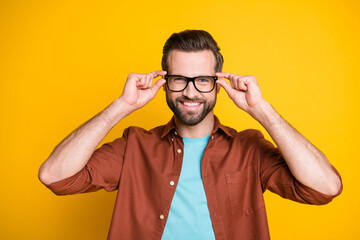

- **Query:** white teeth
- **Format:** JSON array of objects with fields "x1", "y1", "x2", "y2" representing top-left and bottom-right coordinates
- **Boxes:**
[{"x1": 183, "y1": 102, "x2": 201, "y2": 107}]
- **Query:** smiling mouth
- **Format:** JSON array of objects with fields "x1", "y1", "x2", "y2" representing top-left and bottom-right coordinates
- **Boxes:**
[
  {"x1": 178, "y1": 100, "x2": 204, "y2": 110},
  {"x1": 181, "y1": 101, "x2": 202, "y2": 107}
]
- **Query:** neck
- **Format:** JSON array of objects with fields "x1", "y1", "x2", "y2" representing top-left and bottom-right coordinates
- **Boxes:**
[{"x1": 174, "y1": 112, "x2": 215, "y2": 138}]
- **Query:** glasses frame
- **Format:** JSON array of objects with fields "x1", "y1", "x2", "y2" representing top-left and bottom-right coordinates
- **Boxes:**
[{"x1": 164, "y1": 75, "x2": 218, "y2": 93}]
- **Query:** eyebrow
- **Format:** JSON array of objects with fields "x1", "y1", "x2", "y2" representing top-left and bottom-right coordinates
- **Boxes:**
[{"x1": 167, "y1": 74, "x2": 216, "y2": 77}]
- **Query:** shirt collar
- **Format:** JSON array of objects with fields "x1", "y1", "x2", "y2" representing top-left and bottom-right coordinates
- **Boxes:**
[{"x1": 161, "y1": 115, "x2": 234, "y2": 138}]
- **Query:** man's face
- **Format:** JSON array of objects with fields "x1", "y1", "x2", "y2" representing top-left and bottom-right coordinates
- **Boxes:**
[{"x1": 165, "y1": 50, "x2": 218, "y2": 126}]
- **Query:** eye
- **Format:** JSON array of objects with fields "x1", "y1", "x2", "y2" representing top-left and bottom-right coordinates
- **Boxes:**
[
  {"x1": 169, "y1": 76, "x2": 186, "y2": 82},
  {"x1": 196, "y1": 77, "x2": 212, "y2": 83}
]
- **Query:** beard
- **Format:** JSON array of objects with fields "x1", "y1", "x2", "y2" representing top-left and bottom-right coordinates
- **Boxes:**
[{"x1": 166, "y1": 93, "x2": 216, "y2": 126}]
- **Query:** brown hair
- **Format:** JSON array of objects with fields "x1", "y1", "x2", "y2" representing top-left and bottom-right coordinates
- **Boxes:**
[{"x1": 161, "y1": 30, "x2": 224, "y2": 73}]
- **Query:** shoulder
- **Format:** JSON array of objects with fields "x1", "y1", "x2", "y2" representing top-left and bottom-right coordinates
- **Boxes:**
[
  {"x1": 219, "y1": 122, "x2": 264, "y2": 140},
  {"x1": 214, "y1": 123, "x2": 265, "y2": 152},
  {"x1": 237, "y1": 129, "x2": 264, "y2": 138},
  {"x1": 231, "y1": 129, "x2": 265, "y2": 149},
  {"x1": 122, "y1": 124, "x2": 167, "y2": 139},
  {"x1": 215, "y1": 117, "x2": 263, "y2": 140}
]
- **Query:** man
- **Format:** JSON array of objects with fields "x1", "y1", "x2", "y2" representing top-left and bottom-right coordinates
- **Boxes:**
[{"x1": 39, "y1": 30, "x2": 342, "y2": 240}]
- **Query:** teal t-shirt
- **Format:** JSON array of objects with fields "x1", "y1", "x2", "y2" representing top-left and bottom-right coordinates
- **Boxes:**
[{"x1": 161, "y1": 135, "x2": 216, "y2": 240}]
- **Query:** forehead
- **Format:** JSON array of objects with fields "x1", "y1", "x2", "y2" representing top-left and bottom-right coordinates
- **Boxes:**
[{"x1": 167, "y1": 50, "x2": 216, "y2": 76}]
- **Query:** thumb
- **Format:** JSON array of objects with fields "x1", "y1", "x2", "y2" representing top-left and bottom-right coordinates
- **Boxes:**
[
  {"x1": 217, "y1": 79, "x2": 234, "y2": 97},
  {"x1": 150, "y1": 78, "x2": 166, "y2": 97}
]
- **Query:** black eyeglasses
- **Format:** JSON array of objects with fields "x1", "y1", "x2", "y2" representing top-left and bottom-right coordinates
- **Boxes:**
[{"x1": 164, "y1": 75, "x2": 218, "y2": 93}]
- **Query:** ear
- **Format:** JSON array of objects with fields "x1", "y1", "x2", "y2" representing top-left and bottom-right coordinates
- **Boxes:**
[{"x1": 216, "y1": 83, "x2": 221, "y2": 94}]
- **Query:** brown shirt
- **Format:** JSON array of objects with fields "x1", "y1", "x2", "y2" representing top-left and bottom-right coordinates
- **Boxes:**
[{"x1": 45, "y1": 116, "x2": 342, "y2": 240}]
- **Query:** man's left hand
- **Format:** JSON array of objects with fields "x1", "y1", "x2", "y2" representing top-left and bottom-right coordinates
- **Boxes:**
[{"x1": 216, "y1": 72, "x2": 267, "y2": 116}]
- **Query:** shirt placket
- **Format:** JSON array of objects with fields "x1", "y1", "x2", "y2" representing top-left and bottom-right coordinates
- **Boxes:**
[
  {"x1": 153, "y1": 130, "x2": 184, "y2": 240},
  {"x1": 201, "y1": 133, "x2": 227, "y2": 240}
]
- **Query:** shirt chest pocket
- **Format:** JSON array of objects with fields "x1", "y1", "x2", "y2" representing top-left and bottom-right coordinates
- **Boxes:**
[{"x1": 225, "y1": 167, "x2": 265, "y2": 216}]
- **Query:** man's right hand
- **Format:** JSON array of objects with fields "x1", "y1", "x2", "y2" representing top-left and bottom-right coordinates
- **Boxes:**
[
  {"x1": 38, "y1": 70, "x2": 167, "y2": 185},
  {"x1": 118, "y1": 70, "x2": 167, "y2": 112}
]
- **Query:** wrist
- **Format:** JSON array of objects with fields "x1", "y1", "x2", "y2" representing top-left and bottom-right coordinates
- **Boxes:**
[
  {"x1": 102, "y1": 98, "x2": 136, "y2": 127},
  {"x1": 249, "y1": 101, "x2": 280, "y2": 127}
]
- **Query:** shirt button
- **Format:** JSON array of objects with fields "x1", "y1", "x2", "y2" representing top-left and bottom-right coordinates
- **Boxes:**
[
  {"x1": 159, "y1": 214, "x2": 165, "y2": 220},
  {"x1": 177, "y1": 149, "x2": 182, "y2": 154},
  {"x1": 171, "y1": 138, "x2": 174, "y2": 142},
  {"x1": 174, "y1": 131, "x2": 178, "y2": 135},
  {"x1": 211, "y1": 136, "x2": 214, "y2": 140},
  {"x1": 170, "y1": 181, "x2": 175, "y2": 186}
]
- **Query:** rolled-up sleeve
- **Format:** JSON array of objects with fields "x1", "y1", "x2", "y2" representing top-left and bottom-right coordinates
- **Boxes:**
[
  {"x1": 45, "y1": 129, "x2": 128, "y2": 196},
  {"x1": 257, "y1": 131, "x2": 343, "y2": 205}
]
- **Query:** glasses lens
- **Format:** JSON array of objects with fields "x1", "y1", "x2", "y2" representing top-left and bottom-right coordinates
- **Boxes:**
[
  {"x1": 167, "y1": 76, "x2": 188, "y2": 91},
  {"x1": 195, "y1": 77, "x2": 215, "y2": 92}
]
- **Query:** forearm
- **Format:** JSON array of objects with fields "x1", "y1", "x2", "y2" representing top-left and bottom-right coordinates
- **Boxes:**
[
  {"x1": 251, "y1": 101, "x2": 341, "y2": 196},
  {"x1": 38, "y1": 98, "x2": 132, "y2": 185},
  {"x1": 216, "y1": 73, "x2": 341, "y2": 195}
]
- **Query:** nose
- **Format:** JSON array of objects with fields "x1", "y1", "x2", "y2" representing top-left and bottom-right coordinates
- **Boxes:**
[{"x1": 182, "y1": 81, "x2": 198, "y2": 99}]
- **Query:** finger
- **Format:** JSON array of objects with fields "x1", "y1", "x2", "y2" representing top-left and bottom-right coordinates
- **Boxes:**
[
  {"x1": 240, "y1": 75, "x2": 258, "y2": 91},
  {"x1": 240, "y1": 79, "x2": 248, "y2": 91},
  {"x1": 137, "y1": 74, "x2": 154, "y2": 89},
  {"x1": 216, "y1": 72, "x2": 244, "y2": 80},
  {"x1": 150, "y1": 78, "x2": 166, "y2": 97},
  {"x1": 236, "y1": 76, "x2": 248, "y2": 91},
  {"x1": 135, "y1": 74, "x2": 146, "y2": 87},
  {"x1": 244, "y1": 75, "x2": 258, "y2": 86},
  {"x1": 230, "y1": 76, "x2": 239, "y2": 90},
  {"x1": 150, "y1": 70, "x2": 167, "y2": 78},
  {"x1": 216, "y1": 79, "x2": 234, "y2": 97},
  {"x1": 135, "y1": 70, "x2": 167, "y2": 89},
  {"x1": 145, "y1": 74, "x2": 154, "y2": 89},
  {"x1": 216, "y1": 72, "x2": 231, "y2": 79}
]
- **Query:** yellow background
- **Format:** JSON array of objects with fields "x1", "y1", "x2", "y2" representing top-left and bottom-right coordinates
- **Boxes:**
[{"x1": 1, "y1": 0, "x2": 359, "y2": 239}]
